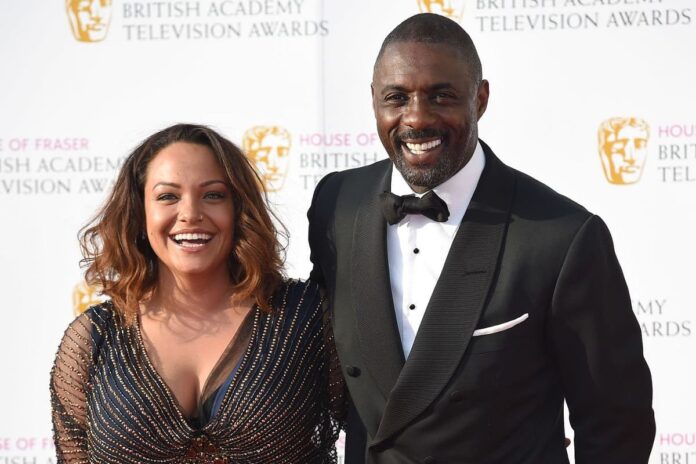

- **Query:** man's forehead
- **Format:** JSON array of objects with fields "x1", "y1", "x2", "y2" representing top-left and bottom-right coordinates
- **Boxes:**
[
  {"x1": 373, "y1": 42, "x2": 472, "y2": 86},
  {"x1": 379, "y1": 41, "x2": 462, "y2": 64}
]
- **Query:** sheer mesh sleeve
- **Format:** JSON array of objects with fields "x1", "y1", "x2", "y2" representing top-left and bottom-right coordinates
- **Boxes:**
[
  {"x1": 323, "y1": 297, "x2": 347, "y2": 425},
  {"x1": 50, "y1": 311, "x2": 96, "y2": 463},
  {"x1": 317, "y1": 291, "x2": 347, "y2": 463}
]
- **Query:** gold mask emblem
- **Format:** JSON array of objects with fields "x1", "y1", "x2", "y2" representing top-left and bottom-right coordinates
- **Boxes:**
[
  {"x1": 243, "y1": 126, "x2": 292, "y2": 192},
  {"x1": 417, "y1": 0, "x2": 466, "y2": 21},
  {"x1": 66, "y1": 0, "x2": 113, "y2": 43},
  {"x1": 598, "y1": 117, "x2": 650, "y2": 185},
  {"x1": 72, "y1": 281, "x2": 103, "y2": 315}
]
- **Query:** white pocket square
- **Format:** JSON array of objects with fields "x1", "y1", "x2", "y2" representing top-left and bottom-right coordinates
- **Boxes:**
[{"x1": 472, "y1": 313, "x2": 529, "y2": 337}]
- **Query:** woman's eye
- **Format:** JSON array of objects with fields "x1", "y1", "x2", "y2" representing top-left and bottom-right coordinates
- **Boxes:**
[
  {"x1": 204, "y1": 191, "x2": 225, "y2": 200},
  {"x1": 156, "y1": 193, "x2": 177, "y2": 201}
]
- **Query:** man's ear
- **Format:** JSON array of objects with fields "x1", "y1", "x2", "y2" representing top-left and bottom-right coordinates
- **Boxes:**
[
  {"x1": 476, "y1": 79, "x2": 490, "y2": 120},
  {"x1": 371, "y1": 83, "x2": 377, "y2": 112}
]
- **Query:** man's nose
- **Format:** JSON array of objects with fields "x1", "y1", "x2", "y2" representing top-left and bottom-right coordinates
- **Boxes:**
[{"x1": 401, "y1": 97, "x2": 437, "y2": 129}]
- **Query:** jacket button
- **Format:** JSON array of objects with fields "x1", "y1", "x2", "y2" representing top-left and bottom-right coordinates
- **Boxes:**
[
  {"x1": 423, "y1": 457, "x2": 436, "y2": 464},
  {"x1": 449, "y1": 390, "x2": 463, "y2": 402},
  {"x1": 346, "y1": 365, "x2": 361, "y2": 377}
]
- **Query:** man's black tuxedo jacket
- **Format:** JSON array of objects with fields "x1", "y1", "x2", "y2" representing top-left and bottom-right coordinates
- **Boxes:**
[{"x1": 308, "y1": 142, "x2": 655, "y2": 464}]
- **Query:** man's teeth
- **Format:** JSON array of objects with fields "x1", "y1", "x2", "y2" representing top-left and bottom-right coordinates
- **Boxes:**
[{"x1": 405, "y1": 139, "x2": 441, "y2": 154}]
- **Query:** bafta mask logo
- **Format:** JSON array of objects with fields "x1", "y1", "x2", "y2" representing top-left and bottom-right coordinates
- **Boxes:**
[
  {"x1": 66, "y1": 0, "x2": 113, "y2": 43},
  {"x1": 417, "y1": 0, "x2": 466, "y2": 21},
  {"x1": 72, "y1": 281, "x2": 104, "y2": 315},
  {"x1": 598, "y1": 117, "x2": 650, "y2": 185},
  {"x1": 243, "y1": 126, "x2": 292, "y2": 192}
]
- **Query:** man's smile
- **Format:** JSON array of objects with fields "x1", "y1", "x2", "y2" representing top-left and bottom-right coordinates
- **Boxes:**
[
  {"x1": 397, "y1": 133, "x2": 446, "y2": 167},
  {"x1": 404, "y1": 138, "x2": 442, "y2": 155}
]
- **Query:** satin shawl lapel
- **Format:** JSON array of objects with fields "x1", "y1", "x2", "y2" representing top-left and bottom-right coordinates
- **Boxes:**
[
  {"x1": 371, "y1": 145, "x2": 516, "y2": 446},
  {"x1": 351, "y1": 163, "x2": 405, "y2": 401}
]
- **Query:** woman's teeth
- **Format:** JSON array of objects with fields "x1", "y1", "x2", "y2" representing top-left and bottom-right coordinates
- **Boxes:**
[{"x1": 171, "y1": 233, "x2": 212, "y2": 247}]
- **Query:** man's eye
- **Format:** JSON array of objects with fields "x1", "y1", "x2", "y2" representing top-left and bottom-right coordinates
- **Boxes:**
[{"x1": 385, "y1": 94, "x2": 407, "y2": 103}]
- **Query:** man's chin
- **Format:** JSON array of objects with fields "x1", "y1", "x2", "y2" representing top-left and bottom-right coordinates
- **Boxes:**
[
  {"x1": 395, "y1": 164, "x2": 442, "y2": 191},
  {"x1": 397, "y1": 154, "x2": 463, "y2": 190}
]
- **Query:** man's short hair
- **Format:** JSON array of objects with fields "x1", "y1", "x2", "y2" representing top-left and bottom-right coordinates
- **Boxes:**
[{"x1": 375, "y1": 13, "x2": 482, "y2": 82}]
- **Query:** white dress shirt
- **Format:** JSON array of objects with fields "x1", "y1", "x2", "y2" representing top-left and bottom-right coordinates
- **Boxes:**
[{"x1": 387, "y1": 142, "x2": 485, "y2": 359}]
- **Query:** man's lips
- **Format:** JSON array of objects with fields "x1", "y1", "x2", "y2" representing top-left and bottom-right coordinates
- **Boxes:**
[
  {"x1": 403, "y1": 138, "x2": 442, "y2": 155},
  {"x1": 396, "y1": 129, "x2": 445, "y2": 157},
  {"x1": 397, "y1": 138, "x2": 444, "y2": 168}
]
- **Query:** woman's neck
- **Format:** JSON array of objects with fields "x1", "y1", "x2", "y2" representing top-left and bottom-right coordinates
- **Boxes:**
[{"x1": 148, "y1": 266, "x2": 237, "y2": 318}]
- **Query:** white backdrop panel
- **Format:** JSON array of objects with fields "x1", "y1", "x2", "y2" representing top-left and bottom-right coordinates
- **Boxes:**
[{"x1": 1, "y1": 0, "x2": 694, "y2": 462}]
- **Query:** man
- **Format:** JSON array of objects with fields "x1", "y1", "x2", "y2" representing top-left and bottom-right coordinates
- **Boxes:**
[{"x1": 308, "y1": 13, "x2": 654, "y2": 464}]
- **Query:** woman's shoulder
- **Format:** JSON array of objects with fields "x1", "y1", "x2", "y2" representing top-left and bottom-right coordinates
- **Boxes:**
[
  {"x1": 268, "y1": 279, "x2": 326, "y2": 324},
  {"x1": 65, "y1": 301, "x2": 123, "y2": 341},
  {"x1": 259, "y1": 280, "x2": 331, "y2": 359},
  {"x1": 275, "y1": 278, "x2": 324, "y2": 308},
  {"x1": 54, "y1": 301, "x2": 122, "y2": 367},
  {"x1": 77, "y1": 300, "x2": 119, "y2": 325}
]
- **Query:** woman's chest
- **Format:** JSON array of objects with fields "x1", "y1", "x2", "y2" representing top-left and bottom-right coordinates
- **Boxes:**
[{"x1": 85, "y1": 311, "x2": 328, "y2": 462}]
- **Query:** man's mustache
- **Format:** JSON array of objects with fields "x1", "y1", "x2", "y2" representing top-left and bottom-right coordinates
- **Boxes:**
[{"x1": 395, "y1": 129, "x2": 446, "y2": 143}]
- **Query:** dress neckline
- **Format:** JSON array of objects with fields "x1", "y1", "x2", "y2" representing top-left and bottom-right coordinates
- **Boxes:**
[{"x1": 133, "y1": 305, "x2": 259, "y2": 431}]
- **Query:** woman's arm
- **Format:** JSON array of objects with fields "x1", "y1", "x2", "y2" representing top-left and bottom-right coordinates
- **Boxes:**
[{"x1": 50, "y1": 312, "x2": 95, "y2": 463}]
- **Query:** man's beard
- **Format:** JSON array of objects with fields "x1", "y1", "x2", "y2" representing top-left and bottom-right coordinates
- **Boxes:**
[
  {"x1": 392, "y1": 148, "x2": 459, "y2": 190},
  {"x1": 391, "y1": 128, "x2": 465, "y2": 190}
]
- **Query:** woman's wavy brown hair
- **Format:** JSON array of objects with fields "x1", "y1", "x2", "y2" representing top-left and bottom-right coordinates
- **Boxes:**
[{"x1": 80, "y1": 124, "x2": 286, "y2": 323}]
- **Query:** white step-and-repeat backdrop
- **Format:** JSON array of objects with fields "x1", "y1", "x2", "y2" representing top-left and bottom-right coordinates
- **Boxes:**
[{"x1": 1, "y1": 0, "x2": 694, "y2": 462}]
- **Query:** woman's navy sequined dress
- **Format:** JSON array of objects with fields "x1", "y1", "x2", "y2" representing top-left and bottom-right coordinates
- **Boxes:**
[{"x1": 50, "y1": 280, "x2": 343, "y2": 463}]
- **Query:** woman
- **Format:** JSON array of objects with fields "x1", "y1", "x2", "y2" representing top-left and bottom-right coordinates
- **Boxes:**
[{"x1": 50, "y1": 124, "x2": 343, "y2": 463}]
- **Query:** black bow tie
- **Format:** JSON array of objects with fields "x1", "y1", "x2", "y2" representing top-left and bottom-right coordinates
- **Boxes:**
[{"x1": 379, "y1": 190, "x2": 450, "y2": 225}]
